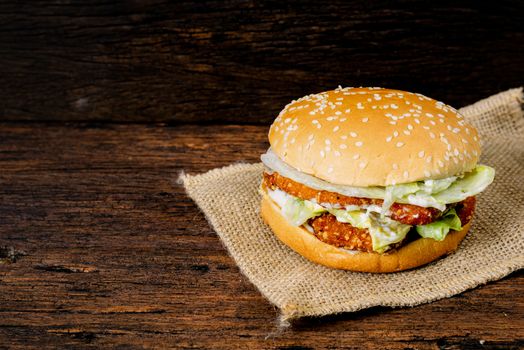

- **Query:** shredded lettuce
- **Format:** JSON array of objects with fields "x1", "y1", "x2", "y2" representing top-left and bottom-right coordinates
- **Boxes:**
[
  {"x1": 328, "y1": 209, "x2": 411, "y2": 253},
  {"x1": 432, "y1": 165, "x2": 495, "y2": 203},
  {"x1": 368, "y1": 215, "x2": 412, "y2": 253},
  {"x1": 261, "y1": 149, "x2": 495, "y2": 210},
  {"x1": 282, "y1": 196, "x2": 325, "y2": 226},
  {"x1": 330, "y1": 209, "x2": 369, "y2": 228},
  {"x1": 382, "y1": 182, "x2": 420, "y2": 214},
  {"x1": 416, "y1": 209, "x2": 462, "y2": 241}
]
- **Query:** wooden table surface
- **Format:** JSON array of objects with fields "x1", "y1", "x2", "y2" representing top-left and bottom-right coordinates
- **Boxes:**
[{"x1": 0, "y1": 122, "x2": 522, "y2": 349}]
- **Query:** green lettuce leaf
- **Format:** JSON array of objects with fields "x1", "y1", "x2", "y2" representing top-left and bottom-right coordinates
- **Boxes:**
[
  {"x1": 263, "y1": 148, "x2": 495, "y2": 210},
  {"x1": 432, "y1": 165, "x2": 495, "y2": 203},
  {"x1": 282, "y1": 196, "x2": 326, "y2": 226},
  {"x1": 331, "y1": 209, "x2": 411, "y2": 253},
  {"x1": 329, "y1": 209, "x2": 369, "y2": 228},
  {"x1": 368, "y1": 214, "x2": 412, "y2": 253},
  {"x1": 416, "y1": 209, "x2": 462, "y2": 241}
]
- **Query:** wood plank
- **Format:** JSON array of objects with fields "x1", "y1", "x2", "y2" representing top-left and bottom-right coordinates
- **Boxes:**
[
  {"x1": 0, "y1": 1, "x2": 523, "y2": 123},
  {"x1": 0, "y1": 123, "x2": 522, "y2": 349}
]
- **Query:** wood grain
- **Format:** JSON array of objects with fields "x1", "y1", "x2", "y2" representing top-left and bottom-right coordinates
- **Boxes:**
[
  {"x1": 1, "y1": 1, "x2": 523, "y2": 123},
  {"x1": 0, "y1": 123, "x2": 522, "y2": 349}
]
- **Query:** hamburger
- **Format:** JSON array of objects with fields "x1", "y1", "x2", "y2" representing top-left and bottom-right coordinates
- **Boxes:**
[{"x1": 259, "y1": 87, "x2": 495, "y2": 273}]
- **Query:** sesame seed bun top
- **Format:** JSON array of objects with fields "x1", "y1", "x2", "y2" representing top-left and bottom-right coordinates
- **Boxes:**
[{"x1": 268, "y1": 87, "x2": 481, "y2": 187}]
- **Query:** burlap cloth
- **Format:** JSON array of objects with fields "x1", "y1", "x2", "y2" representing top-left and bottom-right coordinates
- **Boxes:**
[{"x1": 182, "y1": 88, "x2": 524, "y2": 323}]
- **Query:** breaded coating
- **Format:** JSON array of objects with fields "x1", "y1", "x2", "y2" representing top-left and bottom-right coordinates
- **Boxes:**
[
  {"x1": 309, "y1": 213, "x2": 373, "y2": 252},
  {"x1": 263, "y1": 172, "x2": 476, "y2": 253},
  {"x1": 307, "y1": 198, "x2": 474, "y2": 253},
  {"x1": 456, "y1": 196, "x2": 475, "y2": 226},
  {"x1": 264, "y1": 171, "x2": 442, "y2": 225}
]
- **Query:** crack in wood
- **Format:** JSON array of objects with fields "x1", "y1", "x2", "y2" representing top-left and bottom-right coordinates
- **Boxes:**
[{"x1": 34, "y1": 263, "x2": 98, "y2": 273}]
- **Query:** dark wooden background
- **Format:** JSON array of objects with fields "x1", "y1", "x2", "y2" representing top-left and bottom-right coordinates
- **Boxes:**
[
  {"x1": 0, "y1": 1, "x2": 523, "y2": 349},
  {"x1": 1, "y1": 0, "x2": 523, "y2": 124}
]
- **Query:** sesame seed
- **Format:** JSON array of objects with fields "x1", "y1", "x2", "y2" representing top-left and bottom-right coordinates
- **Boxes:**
[
  {"x1": 325, "y1": 139, "x2": 331, "y2": 145},
  {"x1": 333, "y1": 126, "x2": 340, "y2": 132},
  {"x1": 320, "y1": 150, "x2": 325, "y2": 158},
  {"x1": 429, "y1": 132, "x2": 436, "y2": 139},
  {"x1": 341, "y1": 135, "x2": 348, "y2": 140},
  {"x1": 392, "y1": 163, "x2": 398, "y2": 170},
  {"x1": 403, "y1": 130, "x2": 410, "y2": 135},
  {"x1": 390, "y1": 104, "x2": 398, "y2": 109},
  {"x1": 393, "y1": 131, "x2": 399, "y2": 137},
  {"x1": 340, "y1": 118, "x2": 347, "y2": 122},
  {"x1": 389, "y1": 121, "x2": 397, "y2": 125},
  {"x1": 340, "y1": 144, "x2": 347, "y2": 149},
  {"x1": 414, "y1": 118, "x2": 420, "y2": 124},
  {"x1": 334, "y1": 151, "x2": 341, "y2": 157},
  {"x1": 308, "y1": 134, "x2": 314, "y2": 141},
  {"x1": 386, "y1": 136, "x2": 392, "y2": 142},
  {"x1": 359, "y1": 161, "x2": 367, "y2": 169},
  {"x1": 353, "y1": 154, "x2": 360, "y2": 160},
  {"x1": 350, "y1": 132, "x2": 357, "y2": 137},
  {"x1": 356, "y1": 103, "x2": 364, "y2": 109},
  {"x1": 312, "y1": 119, "x2": 319, "y2": 124},
  {"x1": 407, "y1": 124, "x2": 413, "y2": 130},
  {"x1": 438, "y1": 160, "x2": 444, "y2": 167},
  {"x1": 355, "y1": 141, "x2": 363, "y2": 147},
  {"x1": 396, "y1": 142, "x2": 404, "y2": 148},
  {"x1": 335, "y1": 111, "x2": 342, "y2": 115},
  {"x1": 327, "y1": 166, "x2": 334, "y2": 173},
  {"x1": 403, "y1": 171, "x2": 409, "y2": 179},
  {"x1": 424, "y1": 170, "x2": 431, "y2": 177},
  {"x1": 362, "y1": 117, "x2": 369, "y2": 123},
  {"x1": 418, "y1": 151, "x2": 425, "y2": 158}
]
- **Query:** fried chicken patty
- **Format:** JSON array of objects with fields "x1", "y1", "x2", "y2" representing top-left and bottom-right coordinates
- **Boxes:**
[
  {"x1": 307, "y1": 196, "x2": 476, "y2": 253},
  {"x1": 309, "y1": 213, "x2": 374, "y2": 252},
  {"x1": 264, "y1": 172, "x2": 441, "y2": 225}
]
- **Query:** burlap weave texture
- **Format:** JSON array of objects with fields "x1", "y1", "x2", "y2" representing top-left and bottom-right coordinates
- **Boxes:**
[{"x1": 182, "y1": 88, "x2": 524, "y2": 321}]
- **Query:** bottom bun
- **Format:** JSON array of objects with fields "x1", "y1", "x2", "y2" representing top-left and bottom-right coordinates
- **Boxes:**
[{"x1": 260, "y1": 190, "x2": 471, "y2": 273}]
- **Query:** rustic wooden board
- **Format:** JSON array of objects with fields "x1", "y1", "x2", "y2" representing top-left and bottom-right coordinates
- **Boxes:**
[
  {"x1": 0, "y1": 123, "x2": 522, "y2": 349},
  {"x1": 1, "y1": 1, "x2": 523, "y2": 123}
]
